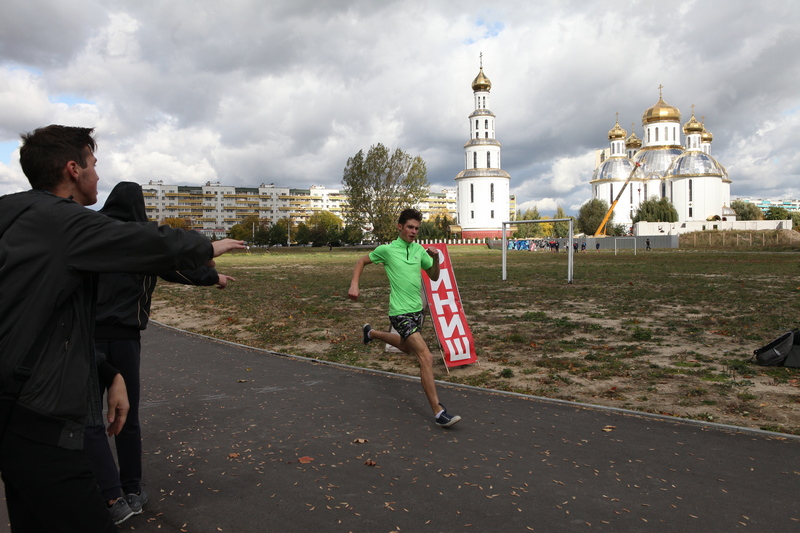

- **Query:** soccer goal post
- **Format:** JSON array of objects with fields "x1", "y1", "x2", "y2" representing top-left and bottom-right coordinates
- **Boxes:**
[{"x1": 501, "y1": 219, "x2": 574, "y2": 283}]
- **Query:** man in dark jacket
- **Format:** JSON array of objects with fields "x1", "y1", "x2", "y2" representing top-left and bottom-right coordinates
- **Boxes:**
[
  {"x1": 0, "y1": 125, "x2": 244, "y2": 532},
  {"x1": 84, "y1": 182, "x2": 235, "y2": 524}
]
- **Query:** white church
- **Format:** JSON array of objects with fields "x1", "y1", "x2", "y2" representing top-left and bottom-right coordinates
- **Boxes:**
[
  {"x1": 590, "y1": 89, "x2": 733, "y2": 229},
  {"x1": 454, "y1": 60, "x2": 512, "y2": 239}
]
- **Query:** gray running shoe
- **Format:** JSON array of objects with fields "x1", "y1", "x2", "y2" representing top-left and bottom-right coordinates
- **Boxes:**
[
  {"x1": 125, "y1": 488, "x2": 149, "y2": 515},
  {"x1": 108, "y1": 497, "x2": 134, "y2": 525}
]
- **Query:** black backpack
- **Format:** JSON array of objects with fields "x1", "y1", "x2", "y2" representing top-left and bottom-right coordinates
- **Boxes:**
[{"x1": 752, "y1": 330, "x2": 800, "y2": 367}]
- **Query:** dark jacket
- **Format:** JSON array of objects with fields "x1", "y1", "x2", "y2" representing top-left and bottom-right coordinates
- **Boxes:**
[
  {"x1": 94, "y1": 182, "x2": 220, "y2": 340},
  {"x1": 0, "y1": 189, "x2": 212, "y2": 449}
]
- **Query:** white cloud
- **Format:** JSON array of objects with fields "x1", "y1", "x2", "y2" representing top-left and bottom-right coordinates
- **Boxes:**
[{"x1": 2, "y1": 0, "x2": 799, "y2": 215}]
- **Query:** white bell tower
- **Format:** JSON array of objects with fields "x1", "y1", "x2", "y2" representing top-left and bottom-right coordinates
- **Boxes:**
[{"x1": 455, "y1": 55, "x2": 511, "y2": 239}]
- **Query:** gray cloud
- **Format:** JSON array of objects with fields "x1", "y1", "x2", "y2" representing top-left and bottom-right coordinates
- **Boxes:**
[{"x1": 1, "y1": 0, "x2": 799, "y2": 213}]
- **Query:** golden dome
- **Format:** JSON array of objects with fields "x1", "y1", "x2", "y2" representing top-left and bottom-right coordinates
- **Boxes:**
[
  {"x1": 683, "y1": 110, "x2": 703, "y2": 134},
  {"x1": 472, "y1": 67, "x2": 492, "y2": 92},
  {"x1": 642, "y1": 88, "x2": 681, "y2": 124},
  {"x1": 626, "y1": 127, "x2": 642, "y2": 149},
  {"x1": 701, "y1": 123, "x2": 713, "y2": 143},
  {"x1": 608, "y1": 119, "x2": 626, "y2": 140}
]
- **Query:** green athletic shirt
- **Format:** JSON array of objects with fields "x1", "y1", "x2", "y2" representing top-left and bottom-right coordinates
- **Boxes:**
[{"x1": 369, "y1": 237, "x2": 434, "y2": 316}]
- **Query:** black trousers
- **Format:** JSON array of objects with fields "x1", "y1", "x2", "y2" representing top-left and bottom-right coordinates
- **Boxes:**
[
  {"x1": 84, "y1": 339, "x2": 142, "y2": 500},
  {"x1": 0, "y1": 430, "x2": 115, "y2": 532}
]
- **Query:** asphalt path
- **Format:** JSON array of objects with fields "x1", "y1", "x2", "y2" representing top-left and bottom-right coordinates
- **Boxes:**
[{"x1": 3, "y1": 324, "x2": 799, "y2": 532}]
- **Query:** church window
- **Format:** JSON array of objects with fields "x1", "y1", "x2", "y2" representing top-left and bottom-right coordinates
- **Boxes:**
[
  {"x1": 630, "y1": 184, "x2": 633, "y2": 203},
  {"x1": 610, "y1": 184, "x2": 614, "y2": 205},
  {"x1": 473, "y1": 152, "x2": 477, "y2": 169},
  {"x1": 490, "y1": 183, "x2": 495, "y2": 202},
  {"x1": 689, "y1": 207, "x2": 693, "y2": 218},
  {"x1": 471, "y1": 210, "x2": 474, "y2": 219},
  {"x1": 470, "y1": 183, "x2": 474, "y2": 203},
  {"x1": 487, "y1": 152, "x2": 491, "y2": 168},
  {"x1": 482, "y1": 97, "x2": 486, "y2": 107},
  {"x1": 689, "y1": 179, "x2": 693, "y2": 201},
  {"x1": 485, "y1": 132, "x2": 488, "y2": 138},
  {"x1": 485, "y1": 119, "x2": 488, "y2": 129},
  {"x1": 491, "y1": 210, "x2": 495, "y2": 219},
  {"x1": 662, "y1": 183, "x2": 666, "y2": 198},
  {"x1": 647, "y1": 129, "x2": 651, "y2": 143},
  {"x1": 475, "y1": 120, "x2": 479, "y2": 130},
  {"x1": 655, "y1": 128, "x2": 659, "y2": 142}
]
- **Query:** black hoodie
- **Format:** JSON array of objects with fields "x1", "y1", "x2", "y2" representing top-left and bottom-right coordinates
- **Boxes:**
[
  {"x1": 94, "y1": 182, "x2": 220, "y2": 340},
  {"x1": 0, "y1": 187, "x2": 212, "y2": 449}
]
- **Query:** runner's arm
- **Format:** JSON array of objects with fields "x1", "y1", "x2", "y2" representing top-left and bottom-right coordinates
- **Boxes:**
[{"x1": 348, "y1": 254, "x2": 373, "y2": 301}]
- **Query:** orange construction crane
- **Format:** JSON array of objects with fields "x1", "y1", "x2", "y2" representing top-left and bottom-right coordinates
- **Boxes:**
[{"x1": 593, "y1": 163, "x2": 641, "y2": 237}]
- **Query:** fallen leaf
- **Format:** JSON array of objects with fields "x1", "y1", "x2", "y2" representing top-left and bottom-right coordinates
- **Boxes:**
[
  {"x1": 353, "y1": 438, "x2": 368, "y2": 444},
  {"x1": 364, "y1": 460, "x2": 377, "y2": 467},
  {"x1": 228, "y1": 453, "x2": 240, "y2": 458},
  {"x1": 299, "y1": 456, "x2": 314, "y2": 464}
]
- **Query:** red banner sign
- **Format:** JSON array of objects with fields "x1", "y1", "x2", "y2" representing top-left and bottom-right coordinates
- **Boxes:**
[{"x1": 422, "y1": 243, "x2": 478, "y2": 367}]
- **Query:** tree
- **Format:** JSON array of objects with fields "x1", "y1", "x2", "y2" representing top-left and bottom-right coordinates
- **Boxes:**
[
  {"x1": 791, "y1": 212, "x2": 800, "y2": 232},
  {"x1": 576, "y1": 199, "x2": 611, "y2": 235},
  {"x1": 341, "y1": 224, "x2": 364, "y2": 245},
  {"x1": 765, "y1": 206, "x2": 790, "y2": 221},
  {"x1": 294, "y1": 222, "x2": 312, "y2": 245},
  {"x1": 342, "y1": 143, "x2": 429, "y2": 243},
  {"x1": 266, "y1": 218, "x2": 290, "y2": 246},
  {"x1": 730, "y1": 199, "x2": 763, "y2": 221},
  {"x1": 632, "y1": 197, "x2": 679, "y2": 223},
  {"x1": 229, "y1": 215, "x2": 269, "y2": 244},
  {"x1": 553, "y1": 206, "x2": 572, "y2": 238},
  {"x1": 162, "y1": 217, "x2": 192, "y2": 230},
  {"x1": 307, "y1": 211, "x2": 343, "y2": 246},
  {"x1": 514, "y1": 207, "x2": 544, "y2": 238},
  {"x1": 418, "y1": 214, "x2": 452, "y2": 240}
]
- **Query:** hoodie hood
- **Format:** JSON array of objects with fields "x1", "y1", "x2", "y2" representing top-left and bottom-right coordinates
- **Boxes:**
[
  {"x1": 0, "y1": 190, "x2": 55, "y2": 236},
  {"x1": 100, "y1": 181, "x2": 147, "y2": 223}
]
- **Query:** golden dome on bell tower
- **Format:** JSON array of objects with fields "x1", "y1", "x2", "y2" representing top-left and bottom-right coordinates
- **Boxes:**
[
  {"x1": 472, "y1": 67, "x2": 491, "y2": 92},
  {"x1": 626, "y1": 123, "x2": 642, "y2": 149},
  {"x1": 642, "y1": 85, "x2": 681, "y2": 124}
]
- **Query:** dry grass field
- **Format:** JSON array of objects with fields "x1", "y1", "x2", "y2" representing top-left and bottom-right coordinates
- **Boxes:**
[{"x1": 151, "y1": 243, "x2": 800, "y2": 435}]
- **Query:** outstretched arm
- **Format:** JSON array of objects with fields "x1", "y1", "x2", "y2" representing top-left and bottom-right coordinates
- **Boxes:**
[
  {"x1": 348, "y1": 254, "x2": 373, "y2": 301},
  {"x1": 212, "y1": 238, "x2": 246, "y2": 257}
]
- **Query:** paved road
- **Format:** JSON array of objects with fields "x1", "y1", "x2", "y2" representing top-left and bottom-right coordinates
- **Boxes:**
[{"x1": 3, "y1": 324, "x2": 799, "y2": 532}]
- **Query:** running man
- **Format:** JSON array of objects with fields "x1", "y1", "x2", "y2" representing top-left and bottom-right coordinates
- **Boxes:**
[{"x1": 348, "y1": 208, "x2": 461, "y2": 428}]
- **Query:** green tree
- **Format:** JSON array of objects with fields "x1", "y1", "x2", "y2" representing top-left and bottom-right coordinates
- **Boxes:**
[
  {"x1": 342, "y1": 143, "x2": 429, "y2": 243},
  {"x1": 553, "y1": 206, "x2": 572, "y2": 238},
  {"x1": 765, "y1": 206, "x2": 790, "y2": 220},
  {"x1": 229, "y1": 215, "x2": 269, "y2": 244},
  {"x1": 791, "y1": 212, "x2": 800, "y2": 232},
  {"x1": 632, "y1": 197, "x2": 679, "y2": 223},
  {"x1": 307, "y1": 211, "x2": 343, "y2": 246},
  {"x1": 730, "y1": 199, "x2": 764, "y2": 221},
  {"x1": 294, "y1": 222, "x2": 312, "y2": 245},
  {"x1": 514, "y1": 207, "x2": 544, "y2": 238},
  {"x1": 267, "y1": 218, "x2": 290, "y2": 246},
  {"x1": 576, "y1": 199, "x2": 611, "y2": 235},
  {"x1": 341, "y1": 224, "x2": 364, "y2": 245},
  {"x1": 418, "y1": 214, "x2": 452, "y2": 240}
]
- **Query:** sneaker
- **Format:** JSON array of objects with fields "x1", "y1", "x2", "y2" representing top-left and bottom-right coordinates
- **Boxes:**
[
  {"x1": 362, "y1": 324, "x2": 373, "y2": 344},
  {"x1": 108, "y1": 497, "x2": 134, "y2": 525},
  {"x1": 435, "y1": 403, "x2": 461, "y2": 428},
  {"x1": 125, "y1": 488, "x2": 149, "y2": 515}
]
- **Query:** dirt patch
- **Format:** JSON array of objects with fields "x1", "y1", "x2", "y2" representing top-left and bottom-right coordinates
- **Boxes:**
[{"x1": 151, "y1": 299, "x2": 800, "y2": 434}]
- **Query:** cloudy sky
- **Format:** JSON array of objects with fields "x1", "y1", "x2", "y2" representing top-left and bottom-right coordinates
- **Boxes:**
[{"x1": 1, "y1": 0, "x2": 799, "y2": 215}]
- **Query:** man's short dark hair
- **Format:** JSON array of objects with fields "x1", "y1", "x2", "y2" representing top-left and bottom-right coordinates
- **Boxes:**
[
  {"x1": 398, "y1": 208, "x2": 423, "y2": 225},
  {"x1": 19, "y1": 125, "x2": 97, "y2": 190}
]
